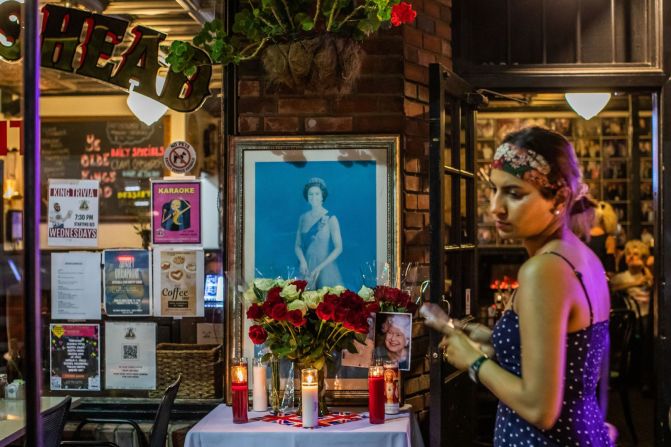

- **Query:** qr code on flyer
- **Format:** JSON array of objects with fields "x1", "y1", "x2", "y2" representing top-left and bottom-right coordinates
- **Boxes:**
[
  {"x1": 123, "y1": 344, "x2": 138, "y2": 360},
  {"x1": 50, "y1": 375, "x2": 62, "y2": 390}
]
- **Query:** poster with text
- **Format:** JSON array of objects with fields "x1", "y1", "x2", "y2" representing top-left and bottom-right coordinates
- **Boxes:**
[
  {"x1": 103, "y1": 249, "x2": 152, "y2": 316},
  {"x1": 51, "y1": 252, "x2": 102, "y2": 320},
  {"x1": 50, "y1": 324, "x2": 100, "y2": 391},
  {"x1": 105, "y1": 322, "x2": 156, "y2": 390},
  {"x1": 48, "y1": 179, "x2": 100, "y2": 247},
  {"x1": 152, "y1": 247, "x2": 204, "y2": 317},
  {"x1": 151, "y1": 180, "x2": 201, "y2": 245}
]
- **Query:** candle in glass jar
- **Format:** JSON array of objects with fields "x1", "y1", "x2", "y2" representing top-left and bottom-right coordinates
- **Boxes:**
[
  {"x1": 252, "y1": 358, "x2": 268, "y2": 411},
  {"x1": 383, "y1": 360, "x2": 400, "y2": 414},
  {"x1": 231, "y1": 358, "x2": 248, "y2": 423},
  {"x1": 368, "y1": 363, "x2": 385, "y2": 424},
  {"x1": 301, "y1": 368, "x2": 318, "y2": 428}
]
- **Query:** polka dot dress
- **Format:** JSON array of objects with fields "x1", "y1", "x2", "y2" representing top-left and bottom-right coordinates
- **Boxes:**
[{"x1": 491, "y1": 253, "x2": 613, "y2": 447}]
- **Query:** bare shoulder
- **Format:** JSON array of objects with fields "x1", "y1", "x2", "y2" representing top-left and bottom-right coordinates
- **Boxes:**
[{"x1": 516, "y1": 254, "x2": 576, "y2": 314}]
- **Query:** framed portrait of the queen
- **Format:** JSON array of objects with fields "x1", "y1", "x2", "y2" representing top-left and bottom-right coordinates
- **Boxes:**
[{"x1": 231, "y1": 135, "x2": 400, "y2": 399}]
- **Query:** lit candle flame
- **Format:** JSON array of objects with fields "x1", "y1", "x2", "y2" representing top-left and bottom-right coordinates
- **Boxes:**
[
  {"x1": 306, "y1": 374, "x2": 314, "y2": 384},
  {"x1": 236, "y1": 369, "x2": 244, "y2": 383}
]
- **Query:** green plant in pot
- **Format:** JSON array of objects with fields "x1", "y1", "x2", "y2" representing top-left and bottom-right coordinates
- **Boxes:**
[{"x1": 167, "y1": 0, "x2": 417, "y2": 93}]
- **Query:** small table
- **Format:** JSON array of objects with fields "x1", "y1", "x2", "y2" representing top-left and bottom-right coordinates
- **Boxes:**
[
  {"x1": 185, "y1": 405, "x2": 424, "y2": 447},
  {"x1": 0, "y1": 396, "x2": 78, "y2": 447}
]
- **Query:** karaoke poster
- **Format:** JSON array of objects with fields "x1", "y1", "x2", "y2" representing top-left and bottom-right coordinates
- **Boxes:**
[
  {"x1": 103, "y1": 249, "x2": 152, "y2": 316},
  {"x1": 50, "y1": 324, "x2": 100, "y2": 391},
  {"x1": 151, "y1": 180, "x2": 201, "y2": 245}
]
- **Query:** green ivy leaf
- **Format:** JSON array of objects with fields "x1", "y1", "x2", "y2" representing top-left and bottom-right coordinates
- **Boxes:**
[
  {"x1": 300, "y1": 17, "x2": 315, "y2": 31},
  {"x1": 184, "y1": 64, "x2": 197, "y2": 77}
]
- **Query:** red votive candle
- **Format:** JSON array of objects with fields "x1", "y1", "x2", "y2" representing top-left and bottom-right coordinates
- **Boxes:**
[
  {"x1": 231, "y1": 357, "x2": 248, "y2": 423},
  {"x1": 368, "y1": 363, "x2": 385, "y2": 424}
]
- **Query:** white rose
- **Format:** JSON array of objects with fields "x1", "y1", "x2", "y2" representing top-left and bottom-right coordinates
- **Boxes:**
[
  {"x1": 302, "y1": 291, "x2": 323, "y2": 309},
  {"x1": 253, "y1": 278, "x2": 277, "y2": 292},
  {"x1": 280, "y1": 284, "x2": 300, "y2": 301},
  {"x1": 243, "y1": 287, "x2": 258, "y2": 305},
  {"x1": 287, "y1": 300, "x2": 308, "y2": 315},
  {"x1": 358, "y1": 285, "x2": 375, "y2": 301},
  {"x1": 328, "y1": 285, "x2": 346, "y2": 296}
]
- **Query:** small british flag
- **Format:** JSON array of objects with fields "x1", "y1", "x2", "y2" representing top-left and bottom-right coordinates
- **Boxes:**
[{"x1": 258, "y1": 411, "x2": 365, "y2": 428}]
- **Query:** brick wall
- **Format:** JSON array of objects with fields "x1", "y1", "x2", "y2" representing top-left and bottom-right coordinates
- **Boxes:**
[{"x1": 235, "y1": 1, "x2": 451, "y2": 441}]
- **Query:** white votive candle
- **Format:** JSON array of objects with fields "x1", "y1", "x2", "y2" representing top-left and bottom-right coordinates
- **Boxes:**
[
  {"x1": 301, "y1": 368, "x2": 318, "y2": 428},
  {"x1": 252, "y1": 359, "x2": 268, "y2": 411}
]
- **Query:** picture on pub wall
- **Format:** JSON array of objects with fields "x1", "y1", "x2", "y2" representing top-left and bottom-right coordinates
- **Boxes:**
[
  {"x1": 151, "y1": 179, "x2": 202, "y2": 245},
  {"x1": 234, "y1": 135, "x2": 400, "y2": 396}
]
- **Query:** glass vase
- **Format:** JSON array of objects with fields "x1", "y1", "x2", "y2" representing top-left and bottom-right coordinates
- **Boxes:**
[{"x1": 269, "y1": 355, "x2": 281, "y2": 414}]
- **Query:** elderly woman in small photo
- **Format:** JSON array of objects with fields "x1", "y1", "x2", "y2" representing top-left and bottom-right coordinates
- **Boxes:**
[
  {"x1": 294, "y1": 177, "x2": 343, "y2": 289},
  {"x1": 376, "y1": 314, "x2": 411, "y2": 370}
]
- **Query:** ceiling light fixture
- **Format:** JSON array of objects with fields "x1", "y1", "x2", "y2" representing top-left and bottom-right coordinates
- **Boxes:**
[{"x1": 564, "y1": 93, "x2": 611, "y2": 120}]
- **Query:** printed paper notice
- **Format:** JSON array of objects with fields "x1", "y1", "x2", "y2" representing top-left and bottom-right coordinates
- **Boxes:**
[
  {"x1": 50, "y1": 324, "x2": 100, "y2": 391},
  {"x1": 105, "y1": 322, "x2": 156, "y2": 390},
  {"x1": 48, "y1": 179, "x2": 100, "y2": 247},
  {"x1": 103, "y1": 250, "x2": 151, "y2": 316},
  {"x1": 51, "y1": 252, "x2": 102, "y2": 320},
  {"x1": 152, "y1": 247, "x2": 204, "y2": 317}
]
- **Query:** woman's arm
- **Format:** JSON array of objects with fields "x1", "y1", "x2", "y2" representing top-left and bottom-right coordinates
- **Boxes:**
[
  {"x1": 312, "y1": 216, "x2": 343, "y2": 273},
  {"x1": 477, "y1": 256, "x2": 574, "y2": 429},
  {"x1": 294, "y1": 215, "x2": 308, "y2": 275}
]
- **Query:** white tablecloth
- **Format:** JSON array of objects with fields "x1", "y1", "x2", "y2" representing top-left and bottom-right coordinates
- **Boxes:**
[{"x1": 185, "y1": 405, "x2": 425, "y2": 447}]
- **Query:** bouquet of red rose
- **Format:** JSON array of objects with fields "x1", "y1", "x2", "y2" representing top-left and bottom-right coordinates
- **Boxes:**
[
  {"x1": 358, "y1": 285, "x2": 418, "y2": 314},
  {"x1": 245, "y1": 278, "x2": 376, "y2": 370}
]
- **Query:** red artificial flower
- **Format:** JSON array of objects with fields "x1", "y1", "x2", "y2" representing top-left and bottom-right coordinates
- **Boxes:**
[
  {"x1": 270, "y1": 302, "x2": 288, "y2": 321},
  {"x1": 366, "y1": 302, "x2": 380, "y2": 314},
  {"x1": 262, "y1": 293, "x2": 283, "y2": 315},
  {"x1": 291, "y1": 280, "x2": 308, "y2": 292},
  {"x1": 344, "y1": 311, "x2": 370, "y2": 334},
  {"x1": 324, "y1": 293, "x2": 340, "y2": 306},
  {"x1": 266, "y1": 286, "x2": 282, "y2": 301},
  {"x1": 391, "y1": 1, "x2": 416, "y2": 27},
  {"x1": 287, "y1": 309, "x2": 306, "y2": 327},
  {"x1": 334, "y1": 306, "x2": 349, "y2": 323},
  {"x1": 316, "y1": 301, "x2": 335, "y2": 321},
  {"x1": 246, "y1": 303, "x2": 264, "y2": 320},
  {"x1": 249, "y1": 325, "x2": 268, "y2": 344}
]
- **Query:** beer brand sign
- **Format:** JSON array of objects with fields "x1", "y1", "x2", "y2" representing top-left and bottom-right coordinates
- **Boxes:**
[{"x1": 0, "y1": 2, "x2": 211, "y2": 113}]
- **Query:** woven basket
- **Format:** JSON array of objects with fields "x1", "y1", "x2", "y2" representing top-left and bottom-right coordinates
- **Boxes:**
[{"x1": 150, "y1": 343, "x2": 222, "y2": 399}]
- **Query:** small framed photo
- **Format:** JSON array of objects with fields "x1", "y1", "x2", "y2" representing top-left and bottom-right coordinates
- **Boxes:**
[
  {"x1": 150, "y1": 179, "x2": 202, "y2": 245},
  {"x1": 375, "y1": 312, "x2": 412, "y2": 371}
]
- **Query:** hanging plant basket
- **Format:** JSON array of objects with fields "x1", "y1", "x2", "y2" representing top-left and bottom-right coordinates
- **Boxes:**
[{"x1": 261, "y1": 34, "x2": 364, "y2": 94}]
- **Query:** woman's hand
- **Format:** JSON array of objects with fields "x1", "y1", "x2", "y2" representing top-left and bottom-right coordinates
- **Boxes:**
[
  {"x1": 308, "y1": 267, "x2": 322, "y2": 285},
  {"x1": 420, "y1": 303, "x2": 452, "y2": 334},
  {"x1": 461, "y1": 321, "x2": 493, "y2": 344},
  {"x1": 439, "y1": 330, "x2": 484, "y2": 371},
  {"x1": 299, "y1": 261, "x2": 309, "y2": 277}
]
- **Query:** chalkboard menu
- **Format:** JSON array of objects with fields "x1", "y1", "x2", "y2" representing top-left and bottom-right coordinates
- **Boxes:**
[{"x1": 41, "y1": 118, "x2": 166, "y2": 220}]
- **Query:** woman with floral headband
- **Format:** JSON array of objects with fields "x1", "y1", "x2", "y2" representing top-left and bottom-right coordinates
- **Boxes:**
[{"x1": 422, "y1": 127, "x2": 613, "y2": 446}]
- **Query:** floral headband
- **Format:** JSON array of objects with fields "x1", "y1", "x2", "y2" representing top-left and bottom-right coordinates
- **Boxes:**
[{"x1": 491, "y1": 143, "x2": 566, "y2": 191}]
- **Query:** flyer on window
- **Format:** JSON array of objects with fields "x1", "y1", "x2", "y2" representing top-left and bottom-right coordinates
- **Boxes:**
[
  {"x1": 104, "y1": 322, "x2": 156, "y2": 390},
  {"x1": 103, "y1": 249, "x2": 152, "y2": 316},
  {"x1": 47, "y1": 179, "x2": 100, "y2": 247},
  {"x1": 50, "y1": 324, "x2": 100, "y2": 391},
  {"x1": 152, "y1": 247, "x2": 204, "y2": 317},
  {"x1": 151, "y1": 180, "x2": 201, "y2": 245},
  {"x1": 51, "y1": 251, "x2": 102, "y2": 320}
]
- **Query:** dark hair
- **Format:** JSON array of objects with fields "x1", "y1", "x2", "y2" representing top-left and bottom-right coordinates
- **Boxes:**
[
  {"x1": 503, "y1": 126, "x2": 595, "y2": 235},
  {"x1": 303, "y1": 178, "x2": 328, "y2": 201}
]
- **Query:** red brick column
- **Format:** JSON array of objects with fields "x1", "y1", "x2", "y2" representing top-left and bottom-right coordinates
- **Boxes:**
[{"x1": 234, "y1": 1, "x2": 451, "y2": 440}]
